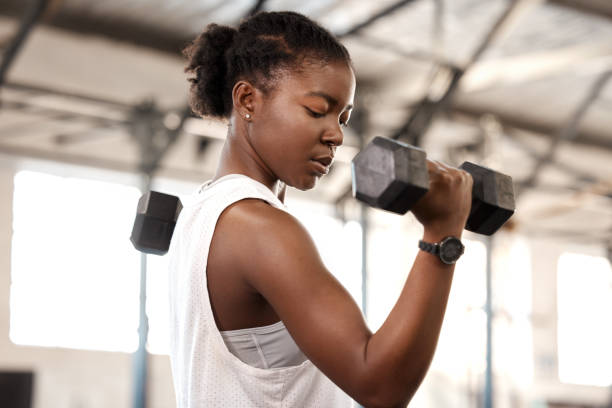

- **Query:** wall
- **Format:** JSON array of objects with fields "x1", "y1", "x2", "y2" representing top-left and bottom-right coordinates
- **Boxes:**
[{"x1": 0, "y1": 157, "x2": 176, "y2": 408}]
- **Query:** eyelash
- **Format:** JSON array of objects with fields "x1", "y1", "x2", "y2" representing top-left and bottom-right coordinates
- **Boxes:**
[
  {"x1": 306, "y1": 108, "x2": 349, "y2": 128},
  {"x1": 306, "y1": 108, "x2": 325, "y2": 118}
]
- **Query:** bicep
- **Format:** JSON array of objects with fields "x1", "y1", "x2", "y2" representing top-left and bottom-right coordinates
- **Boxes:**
[{"x1": 230, "y1": 203, "x2": 373, "y2": 396}]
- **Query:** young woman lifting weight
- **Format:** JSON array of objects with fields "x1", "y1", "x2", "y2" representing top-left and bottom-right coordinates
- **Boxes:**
[{"x1": 167, "y1": 11, "x2": 473, "y2": 408}]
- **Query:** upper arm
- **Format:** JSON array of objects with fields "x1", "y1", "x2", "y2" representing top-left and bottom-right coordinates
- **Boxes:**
[{"x1": 217, "y1": 199, "x2": 376, "y2": 400}]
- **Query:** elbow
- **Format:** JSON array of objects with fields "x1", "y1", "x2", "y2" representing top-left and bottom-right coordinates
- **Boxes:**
[
  {"x1": 354, "y1": 374, "x2": 421, "y2": 408},
  {"x1": 358, "y1": 395, "x2": 408, "y2": 408},
  {"x1": 361, "y1": 389, "x2": 416, "y2": 408},
  {"x1": 349, "y1": 340, "x2": 432, "y2": 407},
  {"x1": 357, "y1": 391, "x2": 413, "y2": 408}
]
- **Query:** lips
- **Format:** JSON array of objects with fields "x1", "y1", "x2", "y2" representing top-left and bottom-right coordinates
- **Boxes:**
[
  {"x1": 310, "y1": 155, "x2": 333, "y2": 175},
  {"x1": 311, "y1": 155, "x2": 333, "y2": 167}
]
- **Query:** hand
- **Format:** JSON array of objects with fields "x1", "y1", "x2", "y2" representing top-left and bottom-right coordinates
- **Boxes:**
[{"x1": 411, "y1": 159, "x2": 473, "y2": 239}]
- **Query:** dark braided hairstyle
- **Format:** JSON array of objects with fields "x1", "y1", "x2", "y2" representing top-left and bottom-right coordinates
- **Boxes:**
[{"x1": 183, "y1": 11, "x2": 352, "y2": 119}]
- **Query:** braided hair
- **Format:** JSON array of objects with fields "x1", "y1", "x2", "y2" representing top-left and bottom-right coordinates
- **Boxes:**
[{"x1": 183, "y1": 11, "x2": 352, "y2": 119}]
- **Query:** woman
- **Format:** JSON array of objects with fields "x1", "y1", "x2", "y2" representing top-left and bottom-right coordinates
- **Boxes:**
[{"x1": 168, "y1": 11, "x2": 473, "y2": 408}]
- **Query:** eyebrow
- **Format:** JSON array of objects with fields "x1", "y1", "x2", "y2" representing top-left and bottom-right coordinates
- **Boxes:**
[{"x1": 306, "y1": 91, "x2": 354, "y2": 111}]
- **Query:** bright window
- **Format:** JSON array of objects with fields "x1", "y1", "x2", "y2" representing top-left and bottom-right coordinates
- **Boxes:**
[
  {"x1": 10, "y1": 170, "x2": 145, "y2": 352},
  {"x1": 557, "y1": 252, "x2": 612, "y2": 386}
]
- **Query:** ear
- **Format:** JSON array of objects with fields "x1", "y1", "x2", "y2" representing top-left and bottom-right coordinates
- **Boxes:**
[{"x1": 232, "y1": 80, "x2": 258, "y2": 120}]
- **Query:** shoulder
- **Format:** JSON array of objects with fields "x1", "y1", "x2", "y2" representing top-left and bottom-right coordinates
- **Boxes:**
[
  {"x1": 219, "y1": 198, "x2": 309, "y2": 241},
  {"x1": 213, "y1": 198, "x2": 322, "y2": 280}
]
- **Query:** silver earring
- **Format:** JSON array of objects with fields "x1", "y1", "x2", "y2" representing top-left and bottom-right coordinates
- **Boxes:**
[{"x1": 245, "y1": 113, "x2": 251, "y2": 119}]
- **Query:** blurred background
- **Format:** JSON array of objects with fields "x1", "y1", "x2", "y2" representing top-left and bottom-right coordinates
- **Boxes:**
[{"x1": 0, "y1": 0, "x2": 611, "y2": 407}]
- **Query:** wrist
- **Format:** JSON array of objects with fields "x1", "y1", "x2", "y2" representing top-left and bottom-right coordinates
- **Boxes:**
[{"x1": 422, "y1": 225, "x2": 464, "y2": 242}]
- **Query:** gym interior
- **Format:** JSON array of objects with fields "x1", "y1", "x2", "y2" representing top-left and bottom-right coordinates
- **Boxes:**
[{"x1": 1, "y1": 0, "x2": 611, "y2": 407}]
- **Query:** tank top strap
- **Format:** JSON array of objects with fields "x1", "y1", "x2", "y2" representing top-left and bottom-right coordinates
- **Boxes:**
[{"x1": 196, "y1": 174, "x2": 287, "y2": 212}]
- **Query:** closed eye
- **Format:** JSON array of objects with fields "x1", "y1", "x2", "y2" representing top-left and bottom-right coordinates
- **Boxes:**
[
  {"x1": 305, "y1": 107, "x2": 325, "y2": 118},
  {"x1": 306, "y1": 107, "x2": 350, "y2": 128}
]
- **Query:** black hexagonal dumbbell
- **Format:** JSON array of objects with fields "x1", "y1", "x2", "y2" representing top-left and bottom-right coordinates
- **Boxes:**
[
  {"x1": 458, "y1": 162, "x2": 515, "y2": 236},
  {"x1": 130, "y1": 191, "x2": 182, "y2": 255},
  {"x1": 351, "y1": 136, "x2": 515, "y2": 235}
]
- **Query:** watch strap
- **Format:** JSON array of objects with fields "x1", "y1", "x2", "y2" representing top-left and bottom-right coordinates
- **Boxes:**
[{"x1": 418, "y1": 240, "x2": 439, "y2": 255}]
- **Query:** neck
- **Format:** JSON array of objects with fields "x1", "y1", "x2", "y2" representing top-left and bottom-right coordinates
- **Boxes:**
[{"x1": 212, "y1": 121, "x2": 281, "y2": 196}]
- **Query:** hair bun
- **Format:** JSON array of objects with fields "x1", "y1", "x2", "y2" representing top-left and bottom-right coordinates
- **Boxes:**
[{"x1": 184, "y1": 23, "x2": 237, "y2": 118}]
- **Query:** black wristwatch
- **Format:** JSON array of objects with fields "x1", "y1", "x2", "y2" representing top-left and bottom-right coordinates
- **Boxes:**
[{"x1": 418, "y1": 236, "x2": 465, "y2": 265}]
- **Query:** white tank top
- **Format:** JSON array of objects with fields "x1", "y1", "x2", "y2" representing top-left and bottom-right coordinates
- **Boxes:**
[{"x1": 167, "y1": 174, "x2": 354, "y2": 408}]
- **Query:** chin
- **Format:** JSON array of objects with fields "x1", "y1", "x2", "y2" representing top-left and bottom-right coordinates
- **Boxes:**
[{"x1": 291, "y1": 174, "x2": 319, "y2": 191}]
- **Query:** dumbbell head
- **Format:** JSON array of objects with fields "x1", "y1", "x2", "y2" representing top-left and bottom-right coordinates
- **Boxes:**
[
  {"x1": 351, "y1": 136, "x2": 429, "y2": 214},
  {"x1": 130, "y1": 191, "x2": 182, "y2": 255},
  {"x1": 459, "y1": 162, "x2": 515, "y2": 235}
]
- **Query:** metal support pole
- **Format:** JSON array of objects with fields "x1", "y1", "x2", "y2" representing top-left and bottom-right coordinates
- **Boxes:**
[
  {"x1": 606, "y1": 243, "x2": 612, "y2": 408},
  {"x1": 128, "y1": 101, "x2": 189, "y2": 408},
  {"x1": 337, "y1": 0, "x2": 418, "y2": 38},
  {"x1": 133, "y1": 173, "x2": 152, "y2": 408},
  {"x1": 355, "y1": 207, "x2": 368, "y2": 408},
  {"x1": 360, "y1": 205, "x2": 369, "y2": 318},
  {"x1": 484, "y1": 235, "x2": 494, "y2": 408}
]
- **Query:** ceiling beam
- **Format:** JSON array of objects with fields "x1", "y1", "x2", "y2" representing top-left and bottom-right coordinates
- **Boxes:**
[
  {"x1": 0, "y1": 143, "x2": 212, "y2": 183},
  {"x1": 0, "y1": 0, "x2": 191, "y2": 55},
  {"x1": 460, "y1": 42, "x2": 612, "y2": 93},
  {"x1": 518, "y1": 69, "x2": 612, "y2": 191},
  {"x1": 549, "y1": 0, "x2": 612, "y2": 21},
  {"x1": 248, "y1": 0, "x2": 268, "y2": 16},
  {"x1": 450, "y1": 103, "x2": 612, "y2": 152},
  {"x1": 4, "y1": 81, "x2": 133, "y2": 109},
  {"x1": 520, "y1": 226, "x2": 612, "y2": 244},
  {"x1": 0, "y1": 0, "x2": 50, "y2": 87},
  {"x1": 500, "y1": 127, "x2": 606, "y2": 185},
  {"x1": 389, "y1": 0, "x2": 544, "y2": 145},
  {"x1": 337, "y1": 0, "x2": 420, "y2": 38}
]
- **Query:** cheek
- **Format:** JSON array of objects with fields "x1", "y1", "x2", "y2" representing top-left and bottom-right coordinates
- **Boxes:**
[
  {"x1": 265, "y1": 109, "x2": 312, "y2": 154},
  {"x1": 249, "y1": 113, "x2": 299, "y2": 173}
]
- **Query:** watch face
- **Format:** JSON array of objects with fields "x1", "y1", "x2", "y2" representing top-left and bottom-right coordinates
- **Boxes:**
[{"x1": 439, "y1": 237, "x2": 465, "y2": 264}]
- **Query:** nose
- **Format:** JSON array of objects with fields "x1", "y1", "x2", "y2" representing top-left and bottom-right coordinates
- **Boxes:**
[{"x1": 321, "y1": 124, "x2": 344, "y2": 150}]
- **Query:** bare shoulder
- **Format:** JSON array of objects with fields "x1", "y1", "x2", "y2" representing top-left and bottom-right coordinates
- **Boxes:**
[
  {"x1": 220, "y1": 198, "x2": 303, "y2": 228},
  {"x1": 217, "y1": 198, "x2": 317, "y2": 257},
  {"x1": 212, "y1": 198, "x2": 320, "y2": 281}
]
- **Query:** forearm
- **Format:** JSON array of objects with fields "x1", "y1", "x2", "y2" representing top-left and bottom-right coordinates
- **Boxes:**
[{"x1": 360, "y1": 226, "x2": 462, "y2": 406}]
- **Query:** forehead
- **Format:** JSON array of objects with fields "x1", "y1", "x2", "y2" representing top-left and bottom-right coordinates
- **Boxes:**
[{"x1": 273, "y1": 60, "x2": 356, "y2": 105}]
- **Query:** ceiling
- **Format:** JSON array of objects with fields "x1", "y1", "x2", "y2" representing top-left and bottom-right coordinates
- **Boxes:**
[{"x1": 0, "y1": 0, "x2": 611, "y2": 244}]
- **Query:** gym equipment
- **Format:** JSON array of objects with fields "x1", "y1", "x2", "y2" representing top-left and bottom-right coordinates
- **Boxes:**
[
  {"x1": 351, "y1": 136, "x2": 515, "y2": 236},
  {"x1": 130, "y1": 191, "x2": 182, "y2": 255}
]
